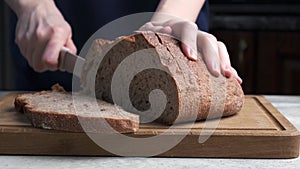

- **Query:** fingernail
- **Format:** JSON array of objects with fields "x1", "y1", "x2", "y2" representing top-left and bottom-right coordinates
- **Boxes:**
[
  {"x1": 224, "y1": 69, "x2": 231, "y2": 78},
  {"x1": 213, "y1": 62, "x2": 220, "y2": 77},
  {"x1": 224, "y1": 66, "x2": 232, "y2": 77},
  {"x1": 190, "y1": 48, "x2": 198, "y2": 60},
  {"x1": 237, "y1": 76, "x2": 243, "y2": 84}
]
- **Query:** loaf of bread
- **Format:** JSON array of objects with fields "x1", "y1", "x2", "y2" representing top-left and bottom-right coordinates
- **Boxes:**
[
  {"x1": 15, "y1": 32, "x2": 244, "y2": 133},
  {"x1": 82, "y1": 32, "x2": 244, "y2": 125},
  {"x1": 15, "y1": 84, "x2": 139, "y2": 133}
]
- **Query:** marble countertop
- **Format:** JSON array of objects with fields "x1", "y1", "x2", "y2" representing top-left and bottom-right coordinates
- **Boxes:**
[{"x1": 0, "y1": 93, "x2": 299, "y2": 169}]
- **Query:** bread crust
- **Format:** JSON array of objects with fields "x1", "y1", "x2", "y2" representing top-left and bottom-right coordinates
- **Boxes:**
[
  {"x1": 83, "y1": 32, "x2": 244, "y2": 125},
  {"x1": 15, "y1": 89, "x2": 139, "y2": 133},
  {"x1": 155, "y1": 33, "x2": 244, "y2": 120}
]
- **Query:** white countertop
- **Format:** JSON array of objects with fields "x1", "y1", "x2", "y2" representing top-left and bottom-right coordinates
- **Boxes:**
[{"x1": 0, "y1": 94, "x2": 299, "y2": 169}]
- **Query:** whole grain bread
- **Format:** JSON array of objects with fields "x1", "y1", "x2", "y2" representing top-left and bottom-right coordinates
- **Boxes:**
[
  {"x1": 82, "y1": 32, "x2": 244, "y2": 125},
  {"x1": 15, "y1": 84, "x2": 139, "y2": 133}
]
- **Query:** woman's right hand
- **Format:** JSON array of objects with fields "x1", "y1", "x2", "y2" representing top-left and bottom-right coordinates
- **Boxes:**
[{"x1": 8, "y1": 0, "x2": 77, "y2": 72}]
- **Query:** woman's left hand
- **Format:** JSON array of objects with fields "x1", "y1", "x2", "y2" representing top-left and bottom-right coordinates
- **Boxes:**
[{"x1": 139, "y1": 19, "x2": 242, "y2": 84}]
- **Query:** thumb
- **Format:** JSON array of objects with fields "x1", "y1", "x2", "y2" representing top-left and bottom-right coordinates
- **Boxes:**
[
  {"x1": 65, "y1": 37, "x2": 77, "y2": 55},
  {"x1": 172, "y1": 22, "x2": 198, "y2": 61}
]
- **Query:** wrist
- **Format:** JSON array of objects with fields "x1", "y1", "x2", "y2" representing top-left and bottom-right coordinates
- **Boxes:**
[
  {"x1": 5, "y1": 0, "x2": 55, "y2": 17},
  {"x1": 154, "y1": 0, "x2": 204, "y2": 22}
]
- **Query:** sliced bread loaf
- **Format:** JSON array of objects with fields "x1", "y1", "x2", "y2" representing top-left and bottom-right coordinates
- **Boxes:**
[
  {"x1": 15, "y1": 84, "x2": 139, "y2": 133},
  {"x1": 82, "y1": 32, "x2": 244, "y2": 125}
]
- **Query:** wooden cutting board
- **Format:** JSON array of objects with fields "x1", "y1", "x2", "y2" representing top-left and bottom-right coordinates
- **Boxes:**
[{"x1": 0, "y1": 93, "x2": 299, "y2": 158}]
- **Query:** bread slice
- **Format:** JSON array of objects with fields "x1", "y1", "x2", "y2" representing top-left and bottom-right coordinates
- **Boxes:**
[
  {"x1": 15, "y1": 84, "x2": 139, "y2": 133},
  {"x1": 82, "y1": 32, "x2": 244, "y2": 125}
]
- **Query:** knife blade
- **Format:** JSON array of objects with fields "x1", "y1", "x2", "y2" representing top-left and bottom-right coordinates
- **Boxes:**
[{"x1": 58, "y1": 47, "x2": 85, "y2": 78}]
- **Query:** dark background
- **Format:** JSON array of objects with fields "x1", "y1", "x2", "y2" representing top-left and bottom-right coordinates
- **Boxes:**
[
  {"x1": 209, "y1": 0, "x2": 300, "y2": 94},
  {"x1": 1, "y1": 0, "x2": 300, "y2": 94}
]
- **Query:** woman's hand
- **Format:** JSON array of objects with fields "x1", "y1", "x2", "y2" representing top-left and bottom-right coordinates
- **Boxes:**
[
  {"x1": 7, "y1": 0, "x2": 77, "y2": 72},
  {"x1": 139, "y1": 19, "x2": 242, "y2": 84}
]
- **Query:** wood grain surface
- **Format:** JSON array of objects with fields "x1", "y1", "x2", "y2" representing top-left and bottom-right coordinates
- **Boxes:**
[{"x1": 0, "y1": 93, "x2": 299, "y2": 158}]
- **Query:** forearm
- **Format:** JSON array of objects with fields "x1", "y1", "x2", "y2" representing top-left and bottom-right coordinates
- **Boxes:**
[{"x1": 153, "y1": 0, "x2": 205, "y2": 22}]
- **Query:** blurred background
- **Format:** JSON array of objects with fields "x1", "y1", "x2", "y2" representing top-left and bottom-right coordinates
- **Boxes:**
[
  {"x1": 1, "y1": 0, "x2": 300, "y2": 94},
  {"x1": 209, "y1": 0, "x2": 300, "y2": 95}
]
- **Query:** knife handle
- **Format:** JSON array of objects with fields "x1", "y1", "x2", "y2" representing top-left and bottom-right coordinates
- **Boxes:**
[{"x1": 58, "y1": 47, "x2": 70, "y2": 71}]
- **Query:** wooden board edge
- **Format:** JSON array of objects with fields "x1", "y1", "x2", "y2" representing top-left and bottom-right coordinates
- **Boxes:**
[
  {"x1": 251, "y1": 95, "x2": 300, "y2": 132},
  {"x1": 0, "y1": 132, "x2": 299, "y2": 158}
]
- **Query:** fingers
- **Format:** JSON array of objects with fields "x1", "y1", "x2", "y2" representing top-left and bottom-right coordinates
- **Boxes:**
[
  {"x1": 140, "y1": 20, "x2": 243, "y2": 84},
  {"x1": 28, "y1": 21, "x2": 50, "y2": 72},
  {"x1": 153, "y1": 20, "x2": 198, "y2": 60},
  {"x1": 197, "y1": 31, "x2": 220, "y2": 77},
  {"x1": 139, "y1": 22, "x2": 172, "y2": 34},
  {"x1": 140, "y1": 21, "x2": 198, "y2": 61},
  {"x1": 218, "y1": 41, "x2": 243, "y2": 84},
  {"x1": 65, "y1": 35, "x2": 77, "y2": 55},
  {"x1": 15, "y1": 18, "x2": 30, "y2": 64},
  {"x1": 16, "y1": 20, "x2": 75, "y2": 72},
  {"x1": 41, "y1": 26, "x2": 73, "y2": 71},
  {"x1": 197, "y1": 32, "x2": 243, "y2": 83},
  {"x1": 173, "y1": 22, "x2": 198, "y2": 61},
  {"x1": 31, "y1": 44, "x2": 47, "y2": 72},
  {"x1": 217, "y1": 41, "x2": 232, "y2": 78},
  {"x1": 231, "y1": 67, "x2": 243, "y2": 84},
  {"x1": 13, "y1": 1, "x2": 76, "y2": 73}
]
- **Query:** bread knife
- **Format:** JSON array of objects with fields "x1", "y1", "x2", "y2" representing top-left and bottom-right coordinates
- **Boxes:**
[{"x1": 58, "y1": 47, "x2": 85, "y2": 78}]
